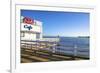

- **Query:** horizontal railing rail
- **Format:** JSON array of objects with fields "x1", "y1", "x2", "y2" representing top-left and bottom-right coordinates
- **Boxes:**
[{"x1": 21, "y1": 40, "x2": 89, "y2": 59}]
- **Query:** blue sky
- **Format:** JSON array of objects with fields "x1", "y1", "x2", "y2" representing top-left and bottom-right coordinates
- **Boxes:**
[{"x1": 21, "y1": 10, "x2": 90, "y2": 37}]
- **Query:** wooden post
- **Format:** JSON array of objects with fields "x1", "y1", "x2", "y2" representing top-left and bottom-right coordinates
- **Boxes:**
[
  {"x1": 31, "y1": 40, "x2": 32, "y2": 50},
  {"x1": 74, "y1": 44, "x2": 77, "y2": 56},
  {"x1": 72, "y1": 44, "x2": 77, "y2": 60},
  {"x1": 52, "y1": 42, "x2": 56, "y2": 53}
]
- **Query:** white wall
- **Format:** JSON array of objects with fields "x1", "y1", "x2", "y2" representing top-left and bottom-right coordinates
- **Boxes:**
[
  {"x1": 21, "y1": 33, "x2": 36, "y2": 40},
  {"x1": 21, "y1": 20, "x2": 43, "y2": 40}
]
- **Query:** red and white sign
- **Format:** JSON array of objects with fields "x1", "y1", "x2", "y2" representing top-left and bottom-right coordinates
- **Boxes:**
[{"x1": 23, "y1": 17, "x2": 34, "y2": 24}]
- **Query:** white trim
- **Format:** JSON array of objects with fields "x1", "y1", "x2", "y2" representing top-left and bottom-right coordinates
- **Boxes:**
[{"x1": 11, "y1": 3, "x2": 96, "y2": 73}]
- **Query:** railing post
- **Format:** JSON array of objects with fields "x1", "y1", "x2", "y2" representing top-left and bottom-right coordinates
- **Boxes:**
[
  {"x1": 31, "y1": 40, "x2": 32, "y2": 50},
  {"x1": 52, "y1": 42, "x2": 56, "y2": 53},
  {"x1": 74, "y1": 44, "x2": 77, "y2": 57}
]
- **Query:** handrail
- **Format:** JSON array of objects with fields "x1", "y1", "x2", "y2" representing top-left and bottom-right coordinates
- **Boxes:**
[{"x1": 21, "y1": 40, "x2": 89, "y2": 58}]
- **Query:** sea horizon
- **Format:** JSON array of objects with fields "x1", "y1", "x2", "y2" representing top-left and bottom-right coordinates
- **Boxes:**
[{"x1": 43, "y1": 35, "x2": 90, "y2": 38}]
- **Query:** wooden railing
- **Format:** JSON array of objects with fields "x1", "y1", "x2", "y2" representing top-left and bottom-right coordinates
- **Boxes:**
[{"x1": 21, "y1": 40, "x2": 89, "y2": 59}]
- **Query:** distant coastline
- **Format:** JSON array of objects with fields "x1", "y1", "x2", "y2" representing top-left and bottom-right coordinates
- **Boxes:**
[{"x1": 43, "y1": 36, "x2": 90, "y2": 38}]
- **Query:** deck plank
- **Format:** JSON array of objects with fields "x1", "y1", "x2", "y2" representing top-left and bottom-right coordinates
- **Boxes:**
[
  {"x1": 21, "y1": 54, "x2": 49, "y2": 62},
  {"x1": 21, "y1": 58, "x2": 33, "y2": 63}
]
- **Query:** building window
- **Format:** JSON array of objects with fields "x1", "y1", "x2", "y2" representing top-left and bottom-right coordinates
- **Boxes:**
[
  {"x1": 36, "y1": 33, "x2": 40, "y2": 39},
  {"x1": 21, "y1": 32, "x2": 25, "y2": 37}
]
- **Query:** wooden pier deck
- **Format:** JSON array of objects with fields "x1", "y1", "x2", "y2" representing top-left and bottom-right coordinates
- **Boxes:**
[
  {"x1": 21, "y1": 40, "x2": 89, "y2": 63},
  {"x1": 21, "y1": 48, "x2": 88, "y2": 63}
]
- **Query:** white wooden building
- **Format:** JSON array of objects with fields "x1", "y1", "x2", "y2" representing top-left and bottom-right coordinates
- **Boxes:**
[{"x1": 21, "y1": 16, "x2": 43, "y2": 41}]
